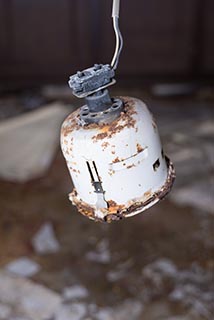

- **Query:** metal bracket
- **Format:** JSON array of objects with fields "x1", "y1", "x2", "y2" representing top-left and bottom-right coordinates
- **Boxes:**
[{"x1": 68, "y1": 64, "x2": 115, "y2": 98}]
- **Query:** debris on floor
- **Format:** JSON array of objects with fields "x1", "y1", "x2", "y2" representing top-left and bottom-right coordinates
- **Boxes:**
[
  {"x1": 62, "y1": 285, "x2": 89, "y2": 301},
  {"x1": 0, "y1": 90, "x2": 213, "y2": 320},
  {"x1": 170, "y1": 179, "x2": 214, "y2": 214},
  {"x1": 141, "y1": 259, "x2": 214, "y2": 320},
  {"x1": 0, "y1": 271, "x2": 61, "y2": 320},
  {"x1": 107, "y1": 259, "x2": 134, "y2": 282},
  {"x1": 5, "y1": 257, "x2": 41, "y2": 278},
  {"x1": 142, "y1": 258, "x2": 177, "y2": 287},
  {"x1": 32, "y1": 222, "x2": 60, "y2": 255},
  {"x1": 0, "y1": 103, "x2": 69, "y2": 182},
  {"x1": 86, "y1": 239, "x2": 111, "y2": 264},
  {"x1": 0, "y1": 92, "x2": 45, "y2": 122},
  {"x1": 95, "y1": 300, "x2": 143, "y2": 320},
  {"x1": 54, "y1": 303, "x2": 87, "y2": 320},
  {"x1": 0, "y1": 302, "x2": 11, "y2": 319}
]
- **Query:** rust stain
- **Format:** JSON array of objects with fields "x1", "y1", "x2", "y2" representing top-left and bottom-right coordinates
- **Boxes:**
[
  {"x1": 121, "y1": 157, "x2": 176, "y2": 217},
  {"x1": 61, "y1": 98, "x2": 137, "y2": 144},
  {"x1": 100, "y1": 126, "x2": 110, "y2": 134},
  {"x1": 112, "y1": 157, "x2": 120, "y2": 163},
  {"x1": 109, "y1": 170, "x2": 115, "y2": 176},
  {"x1": 105, "y1": 214, "x2": 123, "y2": 222},
  {"x1": 61, "y1": 109, "x2": 80, "y2": 137},
  {"x1": 69, "y1": 190, "x2": 94, "y2": 219},
  {"x1": 74, "y1": 201, "x2": 94, "y2": 219},
  {"x1": 127, "y1": 164, "x2": 136, "y2": 169},
  {"x1": 91, "y1": 98, "x2": 137, "y2": 141},
  {"x1": 136, "y1": 143, "x2": 143, "y2": 153},
  {"x1": 101, "y1": 141, "x2": 110, "y2": 150},
  {"x1": 94, "y1": 132, "x2": 108, "y2": 141},
  {"x1": 144, "y1": 189, "x2": 152, "y2": 198},
  {"x1": 107, "y1": 200, "x2": 125, "y2": 215},
  {"x1": 69, "y1": 157, "x2": 175, "y2": 223},
  {"x1": 69, "y1": 167, "x2": 80, "y2": 174}
]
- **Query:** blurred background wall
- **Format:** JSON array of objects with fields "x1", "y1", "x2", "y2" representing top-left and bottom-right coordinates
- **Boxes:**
[{"x1": 0, "y1": 0, "x2": 214, "y2": 89}]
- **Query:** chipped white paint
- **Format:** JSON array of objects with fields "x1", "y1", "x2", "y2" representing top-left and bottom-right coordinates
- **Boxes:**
[{"x1": 61, "y1": 97, "x2": 174, "y2": 220}]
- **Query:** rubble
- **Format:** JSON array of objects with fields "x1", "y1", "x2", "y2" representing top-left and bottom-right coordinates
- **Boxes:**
[
  {"x1": 141, "y1": 259, "x2": 170, "y2": 284},
  {"x1": 106, "y1": 269, "x2": 126, "y2": 282},
  {"x1": 171, "y1": 147, "x2": 202, "y2": 163},
  {"x1": 0, "y1": 104, "x2": 69, "y2": 182},
  {"x1": 141, "y1": 260, "x2": 214, "y2": 319},
  {"x1": 0, "y1": 271, "x2": 62, "y2": 320},
  {"x1": 54, "y1": 303, "x2": 87, "y2": 320},
  {"x1": 96, "y1": 309, "x2": 113, "y2": 320},
  {"x1": 62, "y1": 285, "x2": 89, "y2": 301},
  {"x1": 86, "y1": 239, "x2": 110, "y2": 264},
  {"x1": 170, "y1": 179, "x2": 214, "y2": 214},
  {"x1": 96, "y1": 300, "x2": 143, "y2": 320},
  {"x1": 0, "y1": 302, "x2": 11, "y2": 319},
  {"x1": 0, "y1": 90, "x2": 213, "y2": 320},
  {"x1": 5, "y1": 257, "x2": 41, "y2": 278},
  {"x1": 169, "y1": 264, "x2": 214, "y2": 319},
  {"x1": 107, "y1": 259, "x2": 134, "y2": 282},
  {"x1": 32, "y1": 222, "x2": 60, "y2": 254}
]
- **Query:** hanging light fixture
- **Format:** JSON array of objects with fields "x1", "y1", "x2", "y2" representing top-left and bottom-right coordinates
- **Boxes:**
[{"x1": 61, "y1": 0, "x2": 175, "y2": 223}]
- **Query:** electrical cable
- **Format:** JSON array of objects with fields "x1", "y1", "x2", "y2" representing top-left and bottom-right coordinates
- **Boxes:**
[{"x1": 111, "y1": 0, "x2": 123, "y2": 70}]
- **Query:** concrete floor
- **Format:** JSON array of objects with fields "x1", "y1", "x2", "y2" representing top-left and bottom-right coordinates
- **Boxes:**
[{"x1": 0, "y1": 88, "x2": 213, "y2": 320}]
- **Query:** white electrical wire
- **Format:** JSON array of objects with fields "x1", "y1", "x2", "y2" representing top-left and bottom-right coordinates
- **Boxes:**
[
  {"x1": 112, "y1": 0, "x2": 120, "y2": 17},
  {"x1": 111, "y1": 0, "x2": 123, "y2": 70}
]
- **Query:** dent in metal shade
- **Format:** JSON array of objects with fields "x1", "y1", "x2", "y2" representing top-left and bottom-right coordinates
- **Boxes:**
[{"x1": 61, "y1": 97, "x2": 175, "y2": 223}]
